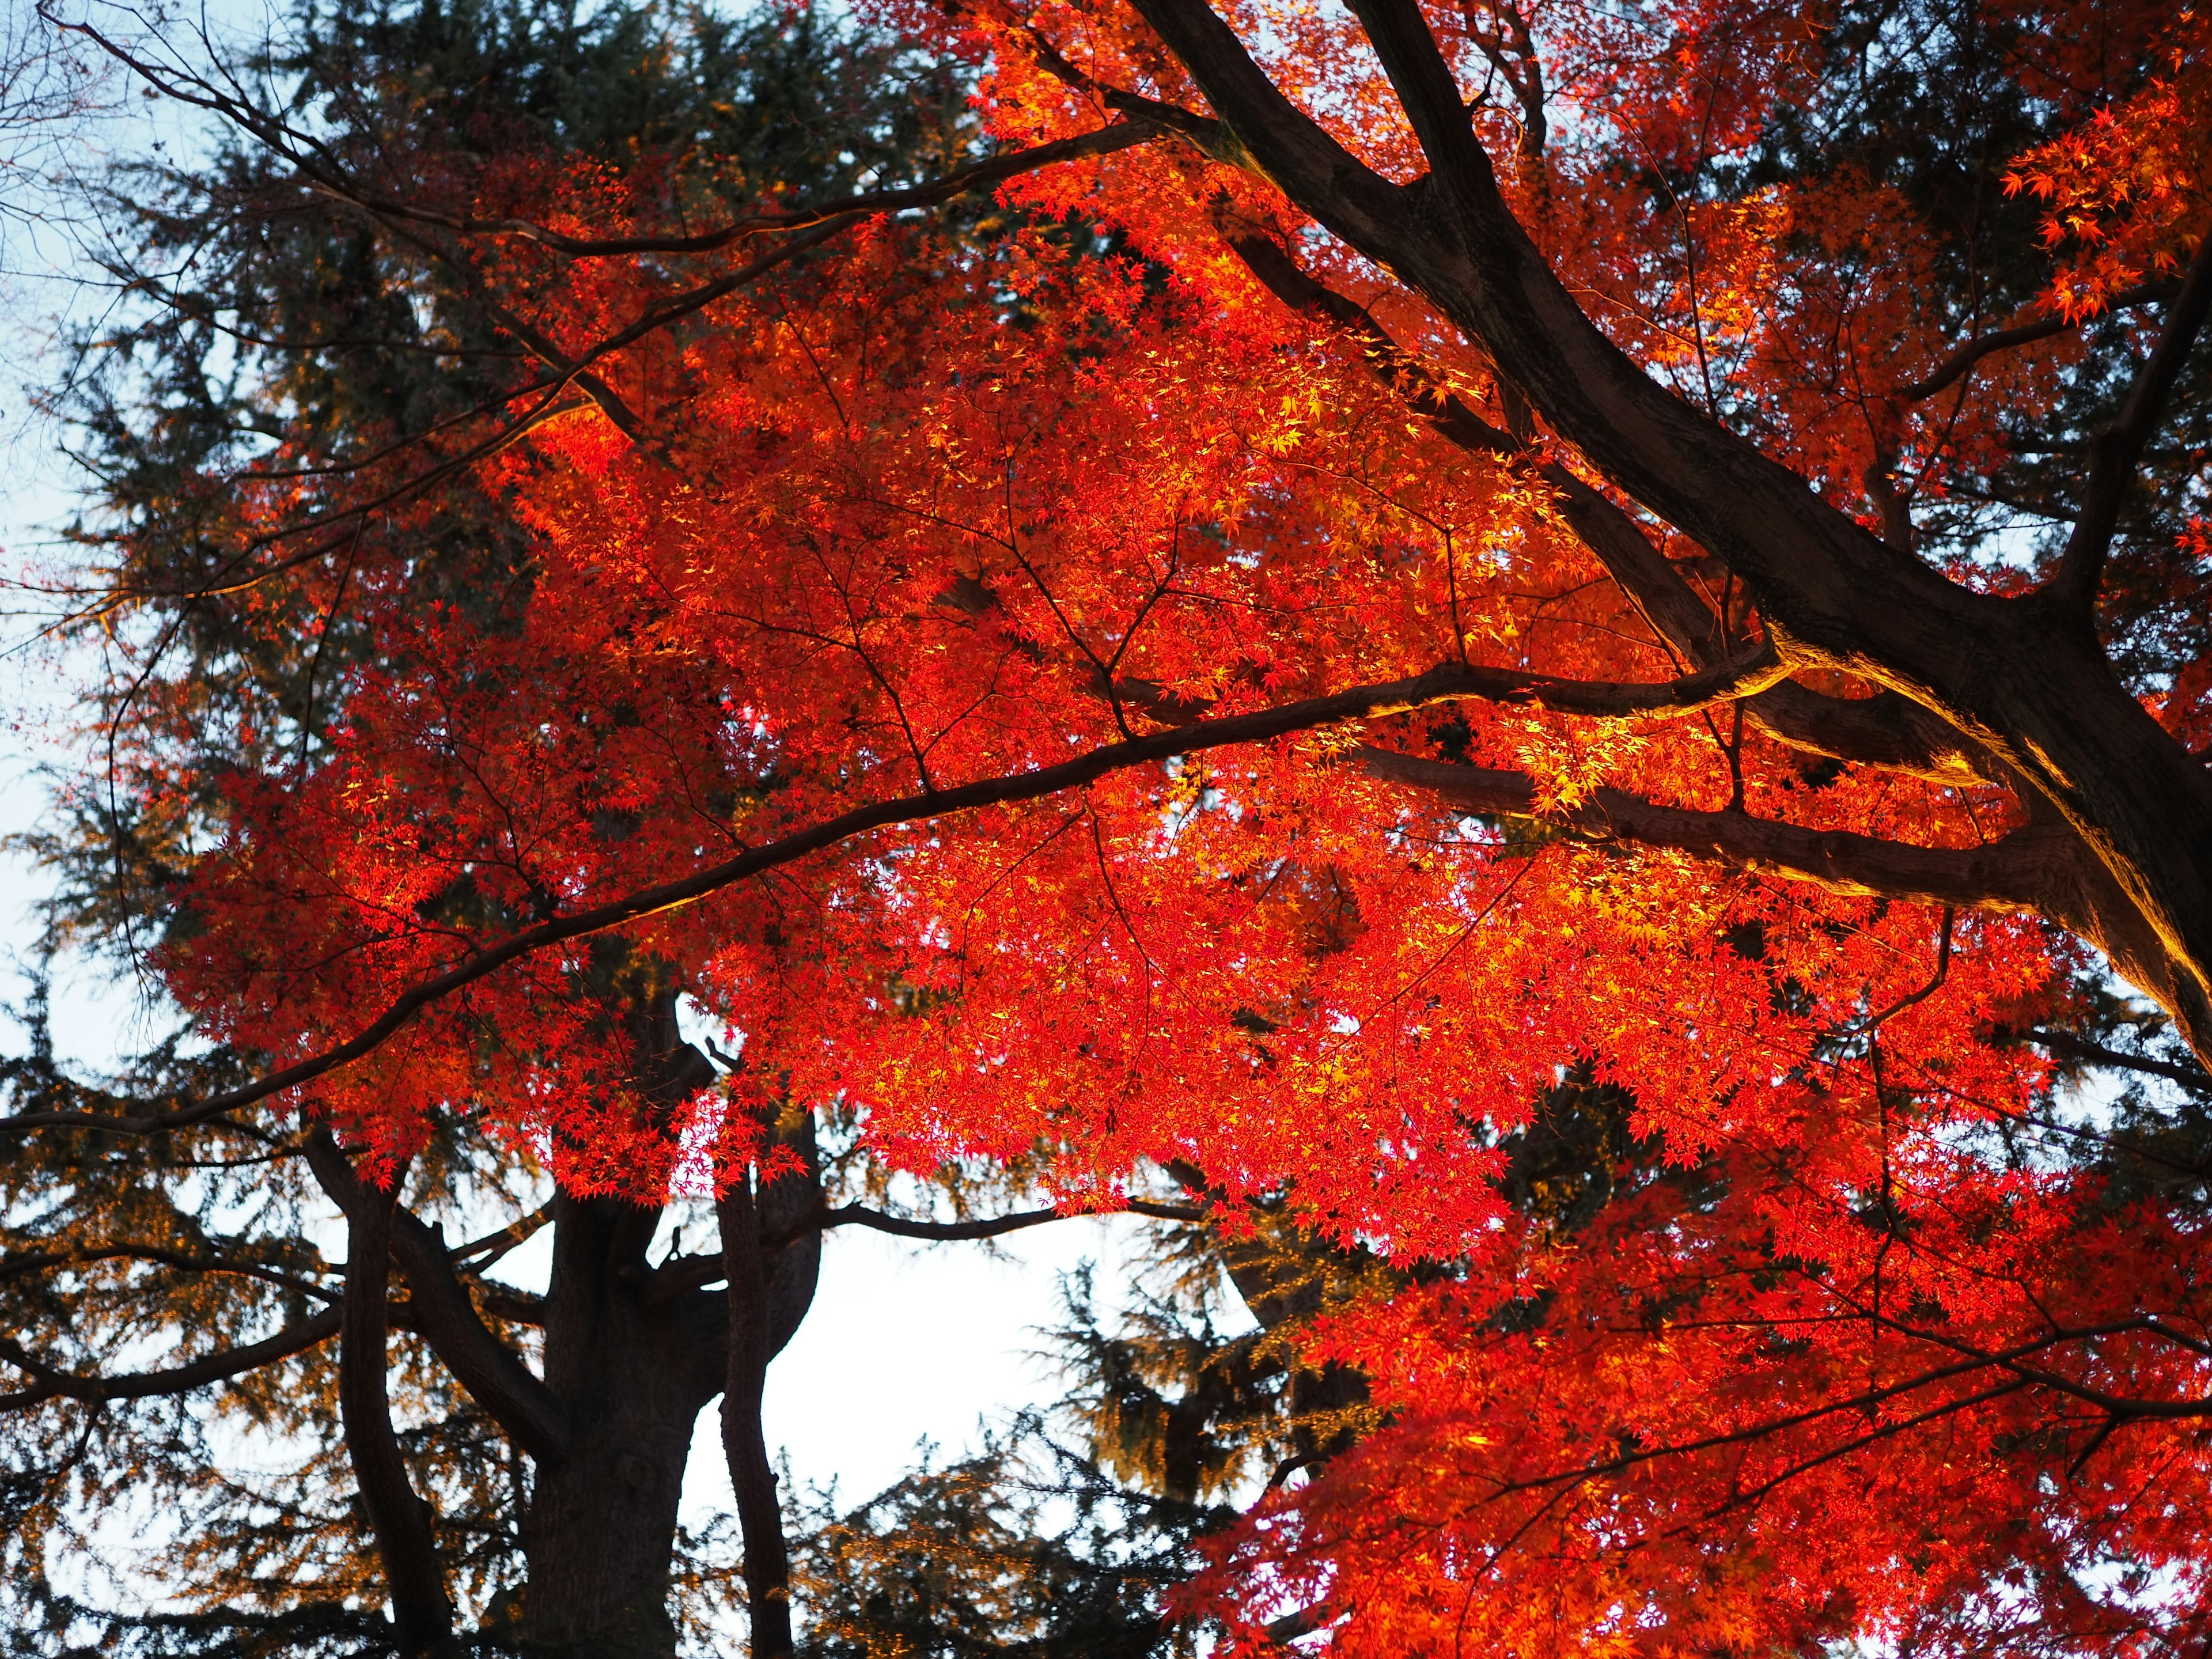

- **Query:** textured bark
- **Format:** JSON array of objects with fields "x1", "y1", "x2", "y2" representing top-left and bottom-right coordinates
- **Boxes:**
[
  {"x1": 387, "y1": 1206, "x2": 569, "y2": 1462},
  {"x1": 513, "y1": 1192, "x2": 727, "y2": 1659},
  {"x1": 1225, "y1": 229, "x2": 1997, "y2": 789},
  {"x1": 511, "y1": 997, "x2": 730, "y2": 1659}
]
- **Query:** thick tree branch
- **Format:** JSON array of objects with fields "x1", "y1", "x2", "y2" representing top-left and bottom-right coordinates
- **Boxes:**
[
  {"x1": 1340, "y1": 0, "x2": 1508, "y2": 229},
  {"x1": 1229, "y1": 230, "x2": 1995, "y2": 785},
  {"x1": 2020, "y1": 1027, "x2": 2212, "y2": 1093},
  {"x1": 0, "y1": 1307, "x2": 342, "y2": 1409},
  {"x1": 305, "y1": 1130, "x2": 569, "y2": 1463},
  {"x1": 388, "y1": 1206, "x2": 568, "y2": 1457},
  {"x1": 2047, "y1": 230, "x2": 2212, "y2": 609},
  {"x1": 336, "y1": 1167, "x2": 455, "y2": 1654},
  {"x1": 1122, "y1": 0, "x2": 2212, "y2": 1063},
  {"x1": 1360, "y1": 749, "x2": 2053, "y2": 909},
  {"x1": 719, "y1": 1175, "x2": 794, "y2": 1659},
  {"x1": 1367, "y1": 747, "x2": 2212, "y2": 1058}
]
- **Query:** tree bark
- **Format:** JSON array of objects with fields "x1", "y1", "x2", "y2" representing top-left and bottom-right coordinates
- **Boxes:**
[
  {"x1": 514, "y1": 994, "x2": 729, "y2": 1658},
  {"x1": 1123, "y1": 0, "x2": 2212, "y2": 1063},
  {"x1": 513, "y1": 1191, "x2": 729, "y2": 1659}
]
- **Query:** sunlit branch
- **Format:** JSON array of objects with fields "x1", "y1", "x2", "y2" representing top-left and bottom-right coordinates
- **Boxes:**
[
  {"x1": 0, "y1": 653, "x2": 1783, "y2": 1139},
  {"x1": 1227, "y1": 230, "x2": 1995, "y2": 786},
  {"x1": 1360, "y1": 749, "x2": 2055, "y2": 910}
]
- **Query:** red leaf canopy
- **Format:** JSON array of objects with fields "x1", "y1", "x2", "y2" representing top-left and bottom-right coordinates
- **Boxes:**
[{"x1": 119, "y1": 0, "x2": 2212, "y2": 1647}]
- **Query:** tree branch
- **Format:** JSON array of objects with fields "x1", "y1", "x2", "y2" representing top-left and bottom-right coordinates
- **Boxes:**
[
  {"x1": 2047, "y1": 229, "x2": 2212, "y2": 609},
  {"x1": 335, "y1": 1166, "x2": 455, "y2": 1653},
  {"x1": 0, "y1": 1308, "x2": 342, "y2": 1410},
  {"x1": 2020, "y1": 1027, "x2": 2212, "y2": 1093},
  {"x1": 0, "y1": 1241, "x2": 335, "y2": 1301},
  {"x1": 305, "y1": 1131, "x2": 569, "y2": 1463},
  {"x1": 449, "y1": 1201, "x2": 556, "y2": 1269},
  {"x1": 1359, "y1": 749, "x2": 2056, "y2": 910},
  {"x1": 1228, "y1": 230, "x2": 1995, "y2": 785},
  {"x1": 1, "y1": 656, "x2": 1783, "y2": 1138},
  {"x1": 657, "y1": 1196, "x2": 1210, "y2": 1293},
  {"x1": 719, "y1": 1176, "x2": 795, "y2": 1659},
  {"x1": 1897, "y1": 277, "x2": 2183, "y2": 401},
  {"x1": 334, "y1": 124, "x2": 1160, "y2": 256}
]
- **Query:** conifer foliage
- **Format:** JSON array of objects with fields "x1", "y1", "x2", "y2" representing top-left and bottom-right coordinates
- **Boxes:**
[{"x1": 7, "y1": 0, "x2": 2212, "y2": 1650}]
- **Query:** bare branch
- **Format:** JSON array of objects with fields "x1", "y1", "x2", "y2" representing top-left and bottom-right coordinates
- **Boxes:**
[
  {"x1": 2020, "y1": 1027, "x2": 2212, "y2": 1093},
  {"x1": 1897, "y1": 278, "x2": 2183, "y2": 402},
  {"x1": 449, "y1": 1201, "x2": 556, "y2": 1268},
  {"x1": 332, "y1": 124, "x2": 1159, "y2": 256},
  {"x1": 657, "y1": 1195, "x2": 1211, "y2": 1292}
]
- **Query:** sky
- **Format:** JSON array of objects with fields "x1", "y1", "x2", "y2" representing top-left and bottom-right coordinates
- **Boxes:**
[{"x1": 0, "y1": 0, "x2": 1195, "y2": 1593}]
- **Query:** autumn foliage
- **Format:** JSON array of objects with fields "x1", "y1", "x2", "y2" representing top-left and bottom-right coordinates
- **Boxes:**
[{"x1": 48, "y1": 0, "x2": 2212, "y2": 1649}]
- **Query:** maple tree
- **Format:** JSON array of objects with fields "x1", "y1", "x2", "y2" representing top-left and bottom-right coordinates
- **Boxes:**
[{"x1": 9, "y1": 0, "x2": 2212, "y2": 1650}]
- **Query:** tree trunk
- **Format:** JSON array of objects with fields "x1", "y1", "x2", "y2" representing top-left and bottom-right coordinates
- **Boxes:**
[
  {"x1": 515, "y1": 995, "x2": 729, "y2": 1657},
  {"x1": 514, "y1": 1194, "x2": 728, "y2": 1659}
]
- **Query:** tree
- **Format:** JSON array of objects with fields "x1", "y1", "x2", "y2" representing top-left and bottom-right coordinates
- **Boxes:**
[{"x1": 10, "y1": 0, "x2": 2212, "y2": 1651}]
